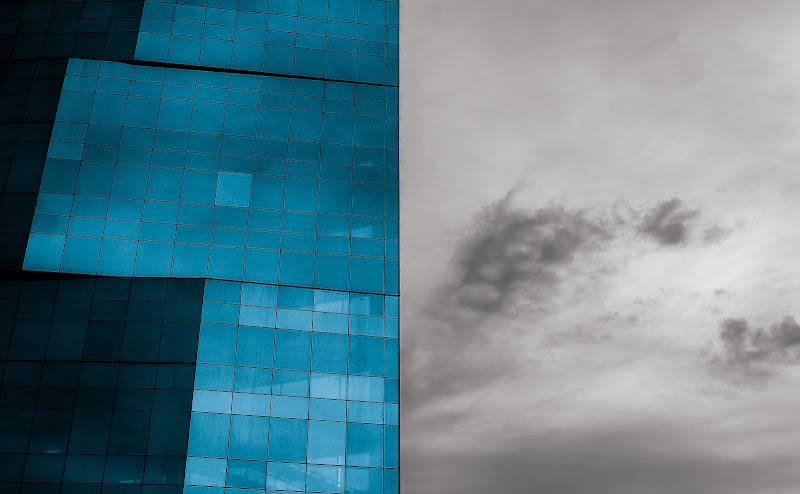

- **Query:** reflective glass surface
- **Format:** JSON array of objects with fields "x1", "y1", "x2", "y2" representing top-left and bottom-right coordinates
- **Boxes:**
[
  {"x1": 24, "y1": 58, "x2": 399, "y2": 295},
  {"x1": 135, "y1": 0, "x2": 399, "y2": 85},
  {"x1": 183, "y1": 280, "x2": 398, "y2": 492},
  {"x1": 0, "y1": 277, "x2": 205, "y2": 493},
  {"x1": 4, "y1": 0, "x2": 399, "y2": 492}
]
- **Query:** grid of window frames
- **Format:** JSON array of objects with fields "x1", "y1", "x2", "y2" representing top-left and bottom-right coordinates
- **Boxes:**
[
  {"x1": 184, "y1": 279, "x2": 398, "y2": 493},
  {"x1": 0, "y1": 277, "x2": 205, "y2": 494},
  {"x1": 134, "y1": 0, "x2": 399, "y2": 86},
  {"x1": 23, "y1": 58, "x2": 399, "y2": 296},
  {"x1": 1, "y1": 0, "x2": 148, "y2": 271},
  {"x1": 0, "y1": 58, "x2": 69, "y2": 270},
  {"x1": 2, "y1": 0, "x2": 146, "y2": 62}
]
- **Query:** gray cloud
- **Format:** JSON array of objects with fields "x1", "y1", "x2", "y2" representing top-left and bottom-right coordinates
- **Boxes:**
[
  {"x1": 406, "y1": 192, "x2": 715, "y2": 413},
  {"x1": 638, "y1": 198, "x2": 700, "y2": 245},
  {"x1": 702, "y1": 224, "x2": 734, "y2": 244},
  {"x1": 709, "y1": 316, "x2": 800, "y2": 379},
  {"x1": 448, "y1": 190, "x2": 611, "y2": 316},
  {"x1": 403, "y1": 192, "x2": 798, "y2": 494},
  {"x1": 403, "y1": 422, "x2": 800, "y2": 494},
  {"x1": 404, "y1": 193, "x2": 613, "y2": 412},
  {"x1": 402, "y1": 0, "x2": 800, "y2": 490}
]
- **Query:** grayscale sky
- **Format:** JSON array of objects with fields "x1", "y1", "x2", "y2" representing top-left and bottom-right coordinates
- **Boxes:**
[{"x1": 399, "y1": 1, "x2": 800, "y2": 493}]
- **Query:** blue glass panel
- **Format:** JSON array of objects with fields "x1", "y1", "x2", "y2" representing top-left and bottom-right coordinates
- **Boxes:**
[
  {"x1": 216, "y1": 173, "x2": 252, "y2": 207},
  {"x1": 229, "y1": 415, "x2": 270, "y2": 461},
  {"x1": 197, "y1": 323, "x2": 238, "y2": 365},
  {"x1": 307, "y1": 420, "x2": 346, "y2": 465},
  {"x1": 267, "y1": 418, "x2": 307, "y2": 463},
  {"x1": 266, "y1": 461, "x2": 306, "y2": 491},
  {"x1": 349, "y1": 336, "x2": 383, "y2": 376},
  {"x1": 243, "y1": 249, "x2": 280, "y2": 284},
  {"x1": 346, "y1": 422, "x2": 383, "y2": 468},
  {"x1": 188, "y1": 412, "x2": 230, "y2": 458},
  {"x1": 311, "y1": 333, "x2": 347, "y2": 374},
  {"x1": 195, "y1": 364, "x2": 235, "y2": 391},
  {"x1": 273, "y1": 330, "x2": 311, "y2": 371},
  {"x1": 185, "y1": 457, "x2": 227, "y2": 487},
  {"x1": 235, "y1": 326, "x2": 274, "y2": 367},
  {"x1": 348, "y1": 375, "x2": 384, "y2": 402},
  {"x1": 226, "y1": 459, "x2": 267, "y2": 488},
  {"x1": 234, "y1": 367, "x2": 272, "y2": 394}
]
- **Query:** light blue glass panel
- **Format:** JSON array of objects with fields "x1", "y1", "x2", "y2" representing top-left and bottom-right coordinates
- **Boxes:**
[
  {"x1": 185, "y1": 457, "x2": 228, "y2": 487},
  {"x1": 309, "y1": 398, "x2": 347, "y2": 422},
  {"x1": 192, "y1": 390, "x2": 233, "y2": 414},
  {"x1": 307, "y1": 420, "x2": 346, "y2": 465},
  {"x1": 231, "y1": 392, "x2": 271, "y2": 416},
  {"x1": 313, "y1": 311, "x2": 349, "y2": 334},
  {"x1": 188, "y1": 412, "x2": 230, "y2": 459},
  {"x1": 266, "y1": 462, "x2": 306, "y2": 491},
  {"x1": 306, "y1": 464, "x2": 345, "y2": 493},
  {"x1": 347, "y1": 401, "x2": 383, "y2": 424},
  {"x1": 348, "y1": 376, "x2": 384, "y2": 402},
  {"x1": 309, "y1": 373, "x2": 347, "y2": 400}
]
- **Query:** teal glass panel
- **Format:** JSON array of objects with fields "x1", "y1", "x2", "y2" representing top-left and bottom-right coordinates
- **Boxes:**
[{"x1": 27, "y1": 60, "x2": 397, "y2": 295}]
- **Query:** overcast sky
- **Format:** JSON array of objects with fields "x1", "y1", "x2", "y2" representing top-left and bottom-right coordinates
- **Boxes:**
[{"x1": 399, "y1": 1, "x2": 800, "y2": 493}]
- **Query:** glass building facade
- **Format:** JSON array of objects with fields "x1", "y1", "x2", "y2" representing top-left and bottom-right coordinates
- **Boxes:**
[{"x1": 0, "y1": 1, "x2": 399, "y2": 493}]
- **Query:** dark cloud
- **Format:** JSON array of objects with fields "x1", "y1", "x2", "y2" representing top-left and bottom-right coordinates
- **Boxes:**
[
  {"x1": 709, "y1": 316, "x2": 800, "y2": 379},
  {"x1": 405, "y1": 192, "x2": 712, "y2": 413},
  {"x1": 449, "y1": 190, "x2": 611, "y2": 315},
  {"x1": 638, "y1": 198, "x2": 700, "y2": 245},
  {"x1": 403, "y1": 192, "x2": 612, "y2": 412}
]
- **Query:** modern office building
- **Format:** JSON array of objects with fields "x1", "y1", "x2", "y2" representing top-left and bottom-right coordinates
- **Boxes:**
[{"x1": 0, "y1": 1, "x2": 399, "y2": 493}]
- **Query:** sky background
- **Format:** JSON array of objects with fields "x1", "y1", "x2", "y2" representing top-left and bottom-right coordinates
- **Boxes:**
[{"x1": 399, "y1": 1, "x2": 800, "y2": 492}]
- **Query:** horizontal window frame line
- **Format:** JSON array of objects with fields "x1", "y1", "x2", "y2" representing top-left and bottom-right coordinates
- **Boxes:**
[
  {"x1": 1, "y1": 57, "x2": 399, "y2": 88},
  {"x1": 0, "y1": 358, "x2": 199, "y2": 366},
  {"x1": 129, "y1": 59, "x2": 398, "y2": 89},
  {"x1": 0, "y1": 270, "x2": 204, "y2": 284},
  {"x1": 202, "y1": 277, "x2": 396, "y2": 298}
]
